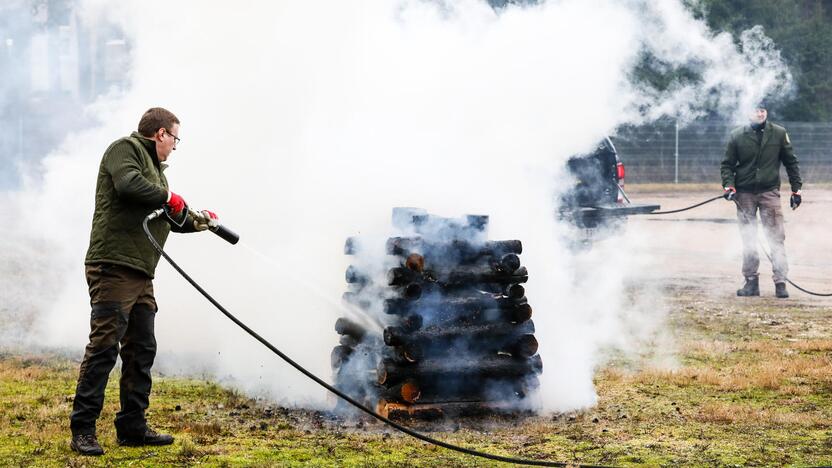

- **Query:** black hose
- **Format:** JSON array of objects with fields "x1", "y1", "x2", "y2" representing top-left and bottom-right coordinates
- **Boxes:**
[
  {"x1": 786, "y1": 278, "x2": 832, "y2": 297},
  {"x1": 638, "y1": 194, "x2": 831, "y2": 297},
  {"x1": 757, "y1": 239, "x2": 832, "y2": 297},
  {"x1": 645, "y1": 195, "x2": 724, "y2": 215},
  {"x1": 142, "y1": 214, "x2": 607, "y2": 467}
]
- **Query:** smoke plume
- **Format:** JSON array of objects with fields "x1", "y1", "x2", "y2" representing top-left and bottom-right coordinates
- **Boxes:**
[{"x1": 2, "y1": 0, "x2": 792, "y2": 412}]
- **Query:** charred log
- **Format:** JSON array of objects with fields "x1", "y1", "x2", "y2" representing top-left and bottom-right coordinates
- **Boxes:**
[
  {"x1": 345, "y1": 265, "x2": 369, "y2": 285},
  {"x1": 410, "y1": 213, "x2": 489, "y2": 237},
  {"x1": 383, "y1": 296, "x2": 421, "y2": 315},
  {"x1": 383, "y1": 319, "x2": 535, "y2": 347},
  {"x1": 344, "y1": 236, "x2": 359, "y2": 255},
  {"x1": 400, "y1": 283, "x2": 423, "y2": 300},
  {"x1": 397, "y1": 376, "x2": 538, "y2": 404},
  {"x1": 377, "y1": 354, "x2": 543, "y2": 385},
  {"x1": 387, "y1": 267, "x2": 425, "y2": 286},
  {"x1": 401, "y1": 333, "x2": 537, "y2": 361},
  {"x1": 405, "y1": 253, "x2": 425, "y2": 272},
  {"x1": 382, "y1": 345, "x2": 420, "y2": 364},
  {"x1": 339, "y1": 334, "x2": 360, "y2": 348},
  {"x1": 383, "y1": 293, "x2": 526, "y2": 316},
  {"x1": 376, "y1": 399, "x2": 535, "y2": 420},
  {"x1": 440, "y1": 266, "x2": 528, "y2": 286},
  {"x1": 422, "y1": 303, "x2": 532, "y2": 327},
  {"x1": 386, "y1": 237, "x2": 522, "y2": 261},
  {"x1": 400, "y1": 314, "x2": 423, "y2": 332},
  {"x1": 379, "y1": 379, "x2": 421, "y2": 403},
  {"x1": 495, "y1": 253, "x2": 521, "y2": 273},
  {"x1": 330, "y1": 345, "x2": 353, "y2": 369},
  {"x1": 335, "y1": 317, "x2": 369, "y2": 341},
  {"x1": 504, "y1": 334, "x2": 539, "y2": 358},
  {"x1": 388, "y1": 265, "x2": 527, "y2": 288},
  {"x1": 505, "y1": 284, "x2": 525, "y2": 299}
]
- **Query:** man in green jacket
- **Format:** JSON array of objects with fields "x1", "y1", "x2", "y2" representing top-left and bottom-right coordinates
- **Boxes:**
[
  {"x1": 720, "y1": 104, "x2": 802, "y2": 299},
  {"x1": 70, "y1": 108, "x2": 219, "y2": 455}
]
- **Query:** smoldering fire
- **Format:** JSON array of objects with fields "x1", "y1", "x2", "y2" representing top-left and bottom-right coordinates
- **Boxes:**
[{"x1": 333, "y1": 207, "x2": 541, "y2": 419}]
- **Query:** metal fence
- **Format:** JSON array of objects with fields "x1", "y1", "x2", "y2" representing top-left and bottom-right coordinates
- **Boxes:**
[{"x1": 611, "y1": 121, "x2": 832, "y2": 184}]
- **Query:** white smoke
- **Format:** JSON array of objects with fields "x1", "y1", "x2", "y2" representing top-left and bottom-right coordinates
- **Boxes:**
[{"x1": 3, "y1": 0, "x2": 791, "y2": 412}]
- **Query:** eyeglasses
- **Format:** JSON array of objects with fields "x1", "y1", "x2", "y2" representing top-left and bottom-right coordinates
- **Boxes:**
[{"x1": 165, "y1": 129, "x2": 180, "y2": 146}]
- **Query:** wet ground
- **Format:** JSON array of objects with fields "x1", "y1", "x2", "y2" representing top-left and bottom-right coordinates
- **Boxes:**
[{"x1": 626, "y1": 184, "x2": 832, "y2": 305}]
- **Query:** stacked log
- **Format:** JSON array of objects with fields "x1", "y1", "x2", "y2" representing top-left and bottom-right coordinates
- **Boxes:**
[{"x1": 332, "y1": 207, "x2": 541, "y2": 419}]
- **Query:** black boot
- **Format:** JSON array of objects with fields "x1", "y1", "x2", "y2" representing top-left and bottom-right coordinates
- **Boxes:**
[
  {"x1": 736, "y1": 276, "x2": 760, "y2": 296},
  {"x1": 117, "y1": 427, "x2": 174, "y2": 447},
  {"x1": 70, "y1": 434, "x2": 104, "y2": 456},
  {"x1": 775, "y1": 282, "x2": 789, "y2": 298}
]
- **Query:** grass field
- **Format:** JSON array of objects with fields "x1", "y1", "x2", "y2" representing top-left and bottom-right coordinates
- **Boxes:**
[
  {"x1": 3, "y1": 186, "x2": 832, "y2": 466},
  {"x1": 3, "y1": 286, "x2": 832, "y2": 467}
]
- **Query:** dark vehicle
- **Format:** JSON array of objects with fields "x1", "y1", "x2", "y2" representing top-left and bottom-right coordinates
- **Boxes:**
[{"x1": 558, "y1": 137, "x2": 659, "y2": 235}]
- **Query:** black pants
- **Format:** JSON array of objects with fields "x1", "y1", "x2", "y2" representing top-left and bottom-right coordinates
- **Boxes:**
[{"x1": 70, "y1": 263, "x2": 158, "y2": 437}]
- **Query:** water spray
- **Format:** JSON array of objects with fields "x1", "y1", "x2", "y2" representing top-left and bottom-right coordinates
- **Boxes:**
[{"x1": 141, "y1": 208, "x2": 603, "y2": 467}]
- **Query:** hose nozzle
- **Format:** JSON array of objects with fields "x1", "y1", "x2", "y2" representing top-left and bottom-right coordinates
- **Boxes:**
[{"x1": 189, "y1": 208, "x2": 240, "y2": 245}]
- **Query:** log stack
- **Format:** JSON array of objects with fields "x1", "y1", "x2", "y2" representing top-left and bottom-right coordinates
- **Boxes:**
[{"x1": 333, "y1": 207, "x2": 541, "y2": 419}]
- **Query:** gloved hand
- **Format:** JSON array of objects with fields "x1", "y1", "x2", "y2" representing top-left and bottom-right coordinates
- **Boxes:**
[
  {"x1": 193, "y1": 210, "x2": 219, "y2": 231},
  {"x1": 790, "y1": 191, "x2": 802, "y2": 210},
  {"x1": 723, "y1": 186, "x2": 737, "y2": 201},
  {"x1": 167, "y1": 191, "x2": 186, "y2": 215}
]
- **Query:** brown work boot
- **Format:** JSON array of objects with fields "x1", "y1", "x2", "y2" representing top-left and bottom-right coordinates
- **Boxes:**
[
  {"x1": 736, "y1": 276, "x2": 760, "y2": 297},
  {"x1": 775, "y1": 282, "x2": 789, "y2": 298},
  {"x1": 117, "y1": 427, "x2": 174, "y2": 447},
  {"x1": 70, "y1": 434, "x2": 104, "y2": 456}
]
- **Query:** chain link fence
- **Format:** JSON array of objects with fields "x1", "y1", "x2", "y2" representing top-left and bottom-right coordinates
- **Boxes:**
[{"x1": 611, "y1": 121, "x2": 832, "y2": 184}]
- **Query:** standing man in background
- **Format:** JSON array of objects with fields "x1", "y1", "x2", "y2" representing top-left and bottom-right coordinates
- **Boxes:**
[
  {"x1": 70, "y1": 107, "x2": 219, "y2": 455},
  {"x1": 721, "y1": 103, "x2": 802, "y2": 299}
]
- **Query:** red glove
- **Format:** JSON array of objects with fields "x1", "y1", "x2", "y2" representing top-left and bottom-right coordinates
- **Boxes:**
[{"x1": 167, "y1": 191, "x2": 186, "y2": 215}]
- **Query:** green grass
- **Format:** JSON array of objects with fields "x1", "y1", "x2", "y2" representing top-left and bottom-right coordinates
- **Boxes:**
[{"x1": 2, "y1": 285, "x2": 832, "y2": 466}]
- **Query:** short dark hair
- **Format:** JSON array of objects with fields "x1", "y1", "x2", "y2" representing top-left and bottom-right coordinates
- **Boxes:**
[{"x1": 138, "y1": 107, "x2": 180, "y2": 137}]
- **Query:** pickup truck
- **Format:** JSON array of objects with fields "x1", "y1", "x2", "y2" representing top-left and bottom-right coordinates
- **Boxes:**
[{"x1": 558, "y1": 137, "x2": 660, "y2": 235}]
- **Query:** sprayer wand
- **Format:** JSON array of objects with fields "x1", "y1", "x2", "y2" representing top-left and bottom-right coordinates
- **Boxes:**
[{"x1": 147, "y1": 206, "x2": 240, "y2": 245}]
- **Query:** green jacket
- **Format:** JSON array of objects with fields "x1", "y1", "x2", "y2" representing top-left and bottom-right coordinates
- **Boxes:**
[
  {"x1": 85, "y1": 132, "x2": 194, "y2": 278},
  {"x1": 720, "y1": 121, "x2": 802, "y2": 194}
]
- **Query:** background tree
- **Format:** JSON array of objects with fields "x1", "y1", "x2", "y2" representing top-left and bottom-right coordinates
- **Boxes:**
[{"x1": 698, "y1": 0, "x2": 832, "y2": 121}]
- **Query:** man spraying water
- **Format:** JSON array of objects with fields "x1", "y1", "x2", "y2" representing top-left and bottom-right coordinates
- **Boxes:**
[{"x1": 69, "y1": 107, "x2": 220, "y2": 456}]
